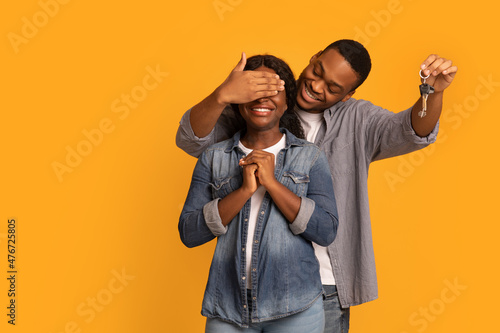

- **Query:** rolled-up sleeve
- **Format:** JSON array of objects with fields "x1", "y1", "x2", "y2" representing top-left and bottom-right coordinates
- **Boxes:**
[
  {"x1": 175, "y1": 107, "x2": 244, "y2": 158},
  {"x1": 203, "y1": 198, "x2": 228, "y2": 236},
  {"x1": 175, "y1": 109, "x2": 218, "y2": 158},
  {"x1": 289, "y1": 197, "x2": 315, "y2": 235}
]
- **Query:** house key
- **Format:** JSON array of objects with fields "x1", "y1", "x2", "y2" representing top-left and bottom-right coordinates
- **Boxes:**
[{"x1": 418, "y1": 69, "x2": 435, "y2": 118}]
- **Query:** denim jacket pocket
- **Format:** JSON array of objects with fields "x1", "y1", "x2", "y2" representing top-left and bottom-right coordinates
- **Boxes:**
[
  {"x1": 210, "y1": 175, "x2": 241, "y2": 199},
  {"x1": 282, "y1": 171, "x2": 310, "y2": 196}
]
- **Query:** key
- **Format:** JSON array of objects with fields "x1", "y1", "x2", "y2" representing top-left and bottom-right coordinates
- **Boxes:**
[
  {"x1": 419, "y1": 83, "x2": 435, "y2": 117},
  {"x1": 418, "y1": 70, "x2": 435, "y2": 118}
]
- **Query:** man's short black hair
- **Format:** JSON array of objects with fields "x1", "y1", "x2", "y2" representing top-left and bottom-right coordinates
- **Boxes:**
[{"x1": 324, "y1": 39, "x2": 372, "y2": 90}]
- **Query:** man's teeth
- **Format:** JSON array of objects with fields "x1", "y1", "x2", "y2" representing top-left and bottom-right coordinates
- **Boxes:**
[
  {"x1": 252, "y1": 108, "x2": 272, "y2": 112},
  {"x1": 305, "y1": 86, "x2": 320, "y2": 101}
]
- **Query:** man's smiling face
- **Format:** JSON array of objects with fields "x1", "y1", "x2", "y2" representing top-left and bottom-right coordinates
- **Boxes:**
[{"x1": 296, "y1": 48, "x2": 360, "y2": 112}]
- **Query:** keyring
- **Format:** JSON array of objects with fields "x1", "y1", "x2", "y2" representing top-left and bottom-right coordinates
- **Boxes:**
[{"x1": 419, "y1": 69, "x2": 430, "y2": 80}]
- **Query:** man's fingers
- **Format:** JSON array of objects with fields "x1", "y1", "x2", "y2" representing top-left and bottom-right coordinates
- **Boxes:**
[
  {"x1": 442, "y1": 65, "x2": 458, "y2": 77},
  {"x1": 421, "y1": 55, "x2": 457, "y2": 76},
  {"x1": 439, "y1": 61, "x2": 457, "y2": 76},
  {"x1": 251, "y1": 71, "x2": 281, "y2": 81},
  {"x1": 251, "y1": 83, "x2": 282, "y2": 94},
  {"x1": 253, "y1": 70, "x2": 280, "y2": 79},
  {"x1": 252, "y1": 76, "x2": 285, "y2": 88},
  {"x1": 253, "y1": 90, "x2": 280, "y2": 99},
  {"x1": 420, "y1": 54, "x2": 439, "y2": 71},
  {"x1": 432, "y1": 59, "x2": 453, "y2": 76},
  {"x1": 248, "y1": 76, "x2": 284, "y2": 95},
  {"x1": 423, "y1": 58, "x2": 445, "y2": 77}
]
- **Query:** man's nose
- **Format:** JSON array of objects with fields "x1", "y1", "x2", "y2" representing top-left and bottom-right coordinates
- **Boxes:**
[{"x1": 310, "y1": 80, "x2": 323, "y2": 93}]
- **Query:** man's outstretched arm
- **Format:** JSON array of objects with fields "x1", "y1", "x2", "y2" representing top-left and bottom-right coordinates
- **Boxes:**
[{"x1": 410, "y1": 54, "x2": 458, "y2": 137}]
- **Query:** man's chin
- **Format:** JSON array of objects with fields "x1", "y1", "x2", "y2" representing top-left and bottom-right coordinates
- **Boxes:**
[{"x1": 296, "y1": 97, "x2": 323, "y2": 112}]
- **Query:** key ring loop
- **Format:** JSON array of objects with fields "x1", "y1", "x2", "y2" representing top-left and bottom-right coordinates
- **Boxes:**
[{"x1": 419, "y1": 69, "x2": 430, "y2": 80}]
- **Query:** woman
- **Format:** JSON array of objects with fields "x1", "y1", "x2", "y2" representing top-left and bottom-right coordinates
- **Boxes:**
[{"x1": 179, "y1": 55, "x2": 338, "y2": 332}]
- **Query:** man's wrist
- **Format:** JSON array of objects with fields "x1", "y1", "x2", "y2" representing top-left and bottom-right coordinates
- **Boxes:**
[
  {"x1": 426, "y1": 90, "x2": 444, "y2": 107},
  {"x1": 429, "y1": 90, "x2": 444, "y2": 97},
  {"x1": 213, "y1": 86, "x2": 229, "y2": 106}
]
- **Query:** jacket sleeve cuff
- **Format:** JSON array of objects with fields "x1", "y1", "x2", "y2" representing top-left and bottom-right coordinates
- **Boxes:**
[
  {"x1": 289, "y1": 197, "x2": 315, "y2": 235},
  {"x1": 203, "y1": 198, "x2": 227, "y2": 236}
]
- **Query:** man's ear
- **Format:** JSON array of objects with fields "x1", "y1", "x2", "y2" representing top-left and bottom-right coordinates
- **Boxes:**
[
  {"x1": 341, "y1": 90, "x2": 356, "y2": 102},
  {"x1": 309, "y1": 50, "x2": 323, "y2": 64}
]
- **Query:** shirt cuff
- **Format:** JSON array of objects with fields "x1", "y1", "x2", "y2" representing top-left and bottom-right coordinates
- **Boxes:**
[
  {"x1": 403, "y1": 107, "x2": 439, "y2": 143},
  {"x1": 180, "y1": 108, "x2": 216, "y2": 141},
  {"x1": 289, "y1": 197, "x2": 315, "y2": 235},
  {"x1": 203, "y1": 198, "x2": 227, "y2": 236}
]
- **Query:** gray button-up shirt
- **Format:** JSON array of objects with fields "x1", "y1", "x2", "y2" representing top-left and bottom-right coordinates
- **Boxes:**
[{"x1": 176, "y1": 97, "x2": 438, "y2": 307}]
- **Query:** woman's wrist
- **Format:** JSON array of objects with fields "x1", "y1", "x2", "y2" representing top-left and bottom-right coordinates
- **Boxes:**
[{"x1": 237, "y1": 186, "x2": 256, "y2": 200}]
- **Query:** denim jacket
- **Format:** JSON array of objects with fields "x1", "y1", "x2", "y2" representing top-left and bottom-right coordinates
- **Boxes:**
[{"x1": 179, "y1": 129, "x2": 339, "y2": 327}]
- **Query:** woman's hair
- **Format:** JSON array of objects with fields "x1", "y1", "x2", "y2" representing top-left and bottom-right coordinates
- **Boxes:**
[{"x1": 231, "y1": 55, "x2": 305, "y2": 139}]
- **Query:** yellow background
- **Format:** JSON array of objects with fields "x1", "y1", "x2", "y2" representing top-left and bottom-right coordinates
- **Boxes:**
[{"x1": 1, "y1": 0, "x2": 498, "y2": 332}]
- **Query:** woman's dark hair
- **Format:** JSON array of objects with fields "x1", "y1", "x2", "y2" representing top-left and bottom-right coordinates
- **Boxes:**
[{"x1": 231, "y1": 55, "x2": 305, "y2": 139}]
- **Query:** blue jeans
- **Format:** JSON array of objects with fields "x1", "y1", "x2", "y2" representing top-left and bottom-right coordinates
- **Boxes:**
[
  {"x1": 323, "y1": 285, "x2": 350, "y2": 333},
  {"x1": 205, "y1": 296, "x2": 324, "y2": 333}
]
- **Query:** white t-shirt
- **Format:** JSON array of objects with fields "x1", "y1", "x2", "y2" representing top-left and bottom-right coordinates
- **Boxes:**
[
  {"x1": 296, "y1": 109, "x2": 336, "y2": 286},
  {"x1": 238, "y1": 134, "x2": 286, "y2": 288}
]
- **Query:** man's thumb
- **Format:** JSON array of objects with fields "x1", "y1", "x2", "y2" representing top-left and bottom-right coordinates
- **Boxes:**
[{"x1": 232, "y1": 52, "x2": 246, "y2": 72}]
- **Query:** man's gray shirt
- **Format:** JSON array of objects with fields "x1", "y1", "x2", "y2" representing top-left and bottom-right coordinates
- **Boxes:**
[{"x1": 176, "y1": 98, "x2": 438, "y2": 307}]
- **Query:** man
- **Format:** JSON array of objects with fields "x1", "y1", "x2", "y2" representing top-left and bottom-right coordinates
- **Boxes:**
[{"x1": 176, "y1": 39, "x2": 457, "y2": 332}]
